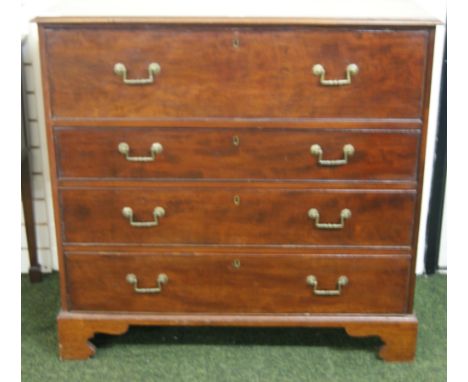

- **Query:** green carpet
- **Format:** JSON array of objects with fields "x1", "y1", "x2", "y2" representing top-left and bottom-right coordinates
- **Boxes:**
[{"x1": 21, "y1": 273, "x2": 446, "y2": 381}]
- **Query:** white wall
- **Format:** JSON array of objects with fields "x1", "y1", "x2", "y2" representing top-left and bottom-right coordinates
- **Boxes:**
[{"x1": 21, "y1": 33, "x2": 56, "y2": 273}]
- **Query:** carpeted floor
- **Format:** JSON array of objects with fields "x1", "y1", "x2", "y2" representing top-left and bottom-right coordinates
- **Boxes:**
[{"x1": 21, "y1": 273, "x2": 446, "y2": 381}]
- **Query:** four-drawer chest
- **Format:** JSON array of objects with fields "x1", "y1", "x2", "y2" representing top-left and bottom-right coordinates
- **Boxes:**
[{"x1": 36, "y1": 8, "x2": 438, "y2": 361}]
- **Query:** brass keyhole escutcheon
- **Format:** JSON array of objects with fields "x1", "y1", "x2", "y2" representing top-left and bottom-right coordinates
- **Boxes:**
[
  {"x1": 233, "y1": 195, "x2": 241, "y2": 206},
  {"x1": 232, "y1": 37, "x2": 240, "y2": 48},
  {"x1": 233, "y1": 135, "x2": 240, "y2": 147},
  {"x1": 233, "y1": 259, "x2": 241, "y2": 269}
]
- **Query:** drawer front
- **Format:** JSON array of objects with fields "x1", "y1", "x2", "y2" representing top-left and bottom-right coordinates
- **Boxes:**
[
  {"x1": 43, "y1": 26, "x2": 428, "y2": 119},
  {"x1": 56, "y1": 127, "x2": 419, "y2": 181},
  {"x1": 65, "y1": 252, "x2": 410, "y2": 314},
  {"x1": 60, "y1": 188, "x2": 416, "y2": 246}
]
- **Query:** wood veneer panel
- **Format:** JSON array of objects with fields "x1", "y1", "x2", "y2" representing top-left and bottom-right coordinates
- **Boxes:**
[
  {"x1": 65, "y1": 252, "x2": 411, "y2": 314},
  {"x1": 35, "y1": 20, "x2": 436, "y2": 361},
  {"x1": 60, "y1": 187, "x2": 416, "y2": 247},
  {"x1": 55, "y1": 127, "x2": 420, "y2": 181},
  {"x1": 43, "y1": 26, "x2": 428, "y2": 119}
]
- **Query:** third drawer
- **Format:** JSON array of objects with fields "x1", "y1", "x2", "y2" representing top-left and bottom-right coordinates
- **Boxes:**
[
  {"x1": 60, "y1": 187, "x2": 416, "y2": 247},
  {"x1": 55, "y1": 127, "x2": 420, "y2": 181}
]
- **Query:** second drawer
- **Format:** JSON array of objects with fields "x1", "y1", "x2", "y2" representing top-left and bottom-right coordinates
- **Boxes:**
[
  {"x1": 60, "y1": 187, "x2": 416, "y2": 247},
  {"x1": 55, "y1": 127, "x2": 419, "y2": 181}
]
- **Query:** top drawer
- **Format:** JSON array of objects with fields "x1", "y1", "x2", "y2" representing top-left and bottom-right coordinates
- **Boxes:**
[{"x1": 41, "y1": 25, "x2": 429, "y2": 120}]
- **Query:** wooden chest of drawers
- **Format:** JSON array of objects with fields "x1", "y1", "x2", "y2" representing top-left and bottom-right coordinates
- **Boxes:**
[{"x1": 37, "y1": 15, "x2": 437, "y2": 361}]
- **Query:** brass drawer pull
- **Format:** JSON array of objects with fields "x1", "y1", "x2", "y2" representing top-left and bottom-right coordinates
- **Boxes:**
[
  {"x1": 312, "y1": 63, "x2": 359, "y2": 86},
  {"x1": 310, "y1": 144, "x2": 355, "y2": 166},
  {"x1": 114, "y1": 62, "x2": 161, "y2": 85},
  {"x1": 306, "y1": 275, "x2": 348, "y2": 296},
  {"x1": 122, "y1": 206, "x2": 165, "y2": 227},
  {"x1": 126, "y1": 273, "x2": 168, "y2": 294},
  {"x1": 118, "y1": 142, "x2": 163, "y2": 162},
  {"x1": 308, "y1": 208, "x2": 351, "y2": 230}
]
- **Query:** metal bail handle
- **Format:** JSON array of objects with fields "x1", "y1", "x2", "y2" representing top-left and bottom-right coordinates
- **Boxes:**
[
  {"x1": 310, "y1": 144, "x2": 355, "y2": 166},
  {"x1": 118, "y1": 142, "x2": 163, "y2": 162},
  {"x1": 308, "y1": 208, "x2": 352, "y2": 230},
  {"x1": 122, "y1": 206, "x2": 165, "y2": 227},
  {"x1": 312, "y1": 63, "x2": 359, "y2": 86},
  {"x1": 114, "y1": 62, "x2": 161, "y2": 85},
  {"x1": 306, "y1": 275, "x2": 349, "y2": 296},
  {"x1": 126, "y1": 273, "x2": 168, "y2": 294}
]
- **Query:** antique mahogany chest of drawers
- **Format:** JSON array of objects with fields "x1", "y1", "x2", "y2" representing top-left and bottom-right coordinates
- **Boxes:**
[{"x1": 37, "y1": 13, "x2": 437, "y2": 361}]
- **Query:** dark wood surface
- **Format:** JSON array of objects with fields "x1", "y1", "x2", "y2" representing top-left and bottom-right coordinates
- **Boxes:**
[
  {"x1": 36, "y1": 20, "x2": 437, "y2": 362},
  {"x1": 65, "y1": 252, "x2": 411, "y2": 314},
  {"x1": 63, "y1": 246, "x2": 410, "y2": 256},
  {"x1": 55, "y1": 127, "x2": 420, "y2": 181},
  {"x1": 60, "y1": 187, "x2": 416, "y2": 246},
  {"x1": 58, "y1": 179, "x2": 417, "y2": 190},
  {"x1": 49, "y1": 118, "x2": 424, "y2": 129},
  {"x1": 43, "y1": 25, "x2": 428, "y2": 119},
  {"x1": 57, "y1": 310, "x2": 418, "y2": 361}
]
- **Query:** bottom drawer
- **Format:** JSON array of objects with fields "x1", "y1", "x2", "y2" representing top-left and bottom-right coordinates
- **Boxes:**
[{"x1": 65, "y1": 252, "x2": 411, "y2": 314}]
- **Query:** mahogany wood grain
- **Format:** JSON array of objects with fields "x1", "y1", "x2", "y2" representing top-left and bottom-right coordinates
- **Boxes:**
[
  {"x1": 57, "y1": 310, "x2": 417, "y2": 361},
  {"x1": 345, "y1": 318, "x2": 418, "y2": 361},
  {"x1": 57, "y1": 310, "x2": 418, "y2": 361},
  {"x1": 55, "y1": 127, "x2": 420, "y2": 181},
  {"x1": 62, "y1": 246, "x2": 411, "y2": 256},
  {"x1": 57, "y1": 313, "x2": 128, "y2": 360},
  {"x1": 59, "y1": 179, "x2": 417, "y2": 190},
  {"x1": 60, "y1": 187, "x2": 416, "y2": 246},
  {"x1": 50, "y1": 118, "x2": 424, "y2": 129},
  {"x1": 36, "y1": 18, "x2": 437, "y2": 362},
  {"x1": 42, "y1": 25, "x2": 428, "y2": 119},
  {"x1": 65, "y1": 252, "x2": 411, "y2": 314}
]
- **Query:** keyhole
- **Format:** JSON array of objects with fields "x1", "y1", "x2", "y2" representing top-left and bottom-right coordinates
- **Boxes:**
[
  {"x1": 233, "y1": 37, "x2": 240, "y2": 48},
  {"x1": 233, "y1": 195, "x2": 241, "y2": 206},
  {"x1": 233, "y1": 135, "x2": 240, "y2": 146},
  {"x1": 232, "y1": 259, "x2": 241, "y2": 269}
]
